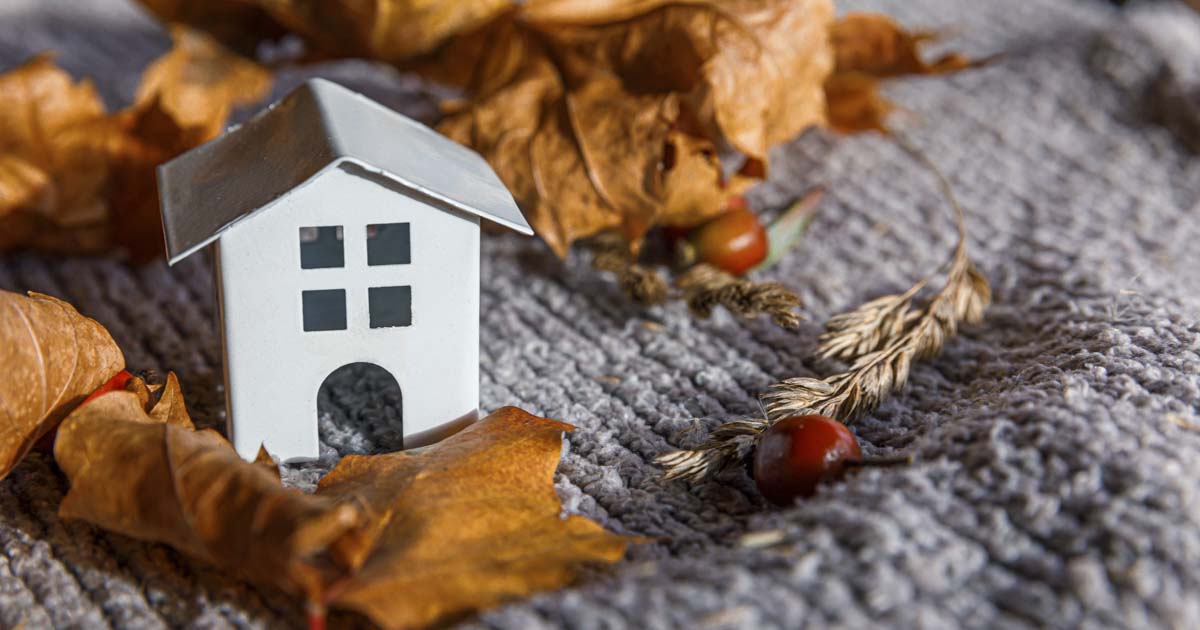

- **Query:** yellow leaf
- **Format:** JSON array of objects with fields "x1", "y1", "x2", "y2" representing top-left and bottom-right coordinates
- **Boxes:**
[
  {"x1": 0, "y1": 290, "x2": 124, "y2": 481},
  {"x1": 316, "y1": 406, "x2": 632, "y2": 630}
]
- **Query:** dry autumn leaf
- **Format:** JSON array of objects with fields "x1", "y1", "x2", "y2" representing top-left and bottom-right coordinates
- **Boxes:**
[
  {"x1": 315, "y1": 406, "x2": 632, "y2": 630},
  {"x1": 0, "y1": 55, "x2": 119, "y2": 253},
  {"x1": 115, "y1": 26, "x2": 273, "y2": 261},
  {"x1": 142, "y1": 0, "x2": 832, "y2": 257},
  {"x1": 825, "y1": 13, "x2": 974, "y2": 133},
  {"x1": 134, "y1": 0, "x2": 289, "y2": 58},
  {"x1": 145, "y1": 370, "x2": 194, "y2": 428},
  {"x1": 139, "y1": 0, "x2": 512, "y2": 63},
  {"x1": 0, "y1": 27, "x2": 270, "y2": 259},
  {"x1": 435, "y1": 0, "x2": 834, "y2": 256},
  {"x1": 0, "y1": 290, "x2": 124, "y2": 481},
  {"x1": 54, "y1": 390, "x2": 361, "y2": 599}
]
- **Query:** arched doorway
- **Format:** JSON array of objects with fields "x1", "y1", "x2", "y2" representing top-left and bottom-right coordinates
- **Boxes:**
[{"x1": 317, "y1": 362, "x2": 403, "y2": 454}]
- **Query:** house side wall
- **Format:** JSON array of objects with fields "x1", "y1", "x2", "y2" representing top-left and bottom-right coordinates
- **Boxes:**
[{"x1": 217, "y1": 166, "x2": 480, "y2": 461}]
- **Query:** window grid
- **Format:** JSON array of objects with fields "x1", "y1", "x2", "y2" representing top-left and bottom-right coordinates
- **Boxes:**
[{"x1": 299, "y1": 223, "x2": 414, "y2": 332}]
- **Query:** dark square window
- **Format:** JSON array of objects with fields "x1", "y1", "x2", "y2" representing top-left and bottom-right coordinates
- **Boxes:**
[
  {"x1": 367, "y1": 223, "x2": 410, "y2": 266},
  {"x1": 302, "y1": 289, "x2": 347, "y2": 331},
  {"x1": 299, "y1": 226, "x2": 344, "y2": 269},
  {"x1": 369, "y1": 286, "x2": 412, "y2": 328}
]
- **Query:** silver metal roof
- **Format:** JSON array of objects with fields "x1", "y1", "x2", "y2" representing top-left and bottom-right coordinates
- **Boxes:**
[{"x1": 157, "y1": 78, "x2": 532, "y2": 265}]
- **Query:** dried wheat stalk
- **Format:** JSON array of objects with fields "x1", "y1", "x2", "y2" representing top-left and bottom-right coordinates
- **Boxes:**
[
  {"x1": 676, "y1": 264, "x2": 804, "y2": 330},
  {"x1": 656, "y1": 143, "x2": 991, "y2": 483}
]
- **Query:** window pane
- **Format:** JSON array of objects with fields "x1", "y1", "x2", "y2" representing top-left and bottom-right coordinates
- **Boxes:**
[
  {"x1": 369, "y1": 286, "x2": 412, "y2": 328},
  {"x1": 302, "y1": 289, "x2": 347, "y2": 331},
  {"x1": 367, "y1": 223, "x2": 410, "y2": 266},
  {"x1": 300, "y1": 225, "x2": 344, "y2": 269}
]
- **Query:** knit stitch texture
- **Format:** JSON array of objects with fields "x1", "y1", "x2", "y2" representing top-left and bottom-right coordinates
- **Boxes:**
[{"x1": 1, "y1": 0, "x2": 1199, "y2": 628}]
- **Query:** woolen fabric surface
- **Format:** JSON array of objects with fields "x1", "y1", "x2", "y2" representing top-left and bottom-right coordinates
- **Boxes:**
[{"x1": 2, "y1": 0, "x2": 1200, "y2": 628}]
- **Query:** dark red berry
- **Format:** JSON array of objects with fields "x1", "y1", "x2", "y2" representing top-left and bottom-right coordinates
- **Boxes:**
[
  {"x1": 753, "y1": 414, "x2": 861, "y2": 505},
  {"x1": 688, "y1": 207, "x2": 768, "y2": 275}
]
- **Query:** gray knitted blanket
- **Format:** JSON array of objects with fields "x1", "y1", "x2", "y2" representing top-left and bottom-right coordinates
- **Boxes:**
[{"x1": 3, "y1": 0, "x2": 1200, "y2": 628}]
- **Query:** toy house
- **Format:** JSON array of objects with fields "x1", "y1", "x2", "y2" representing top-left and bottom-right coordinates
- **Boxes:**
[{"x1": 157, "y1": 78, "x2": 532, "y2": 462}]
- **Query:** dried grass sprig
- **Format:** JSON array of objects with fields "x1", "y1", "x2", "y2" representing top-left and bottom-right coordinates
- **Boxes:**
[
  {"x1": 676, "y1": 264, "x2": 804, "y2": 330},
  {"x1": 655, "y1": 420, "x2": 765, "y2": 482},
  {"x1": 588, "y1": 233, "x2": 669, "y2": 305},
  {"x1": 656, "y1": 139, "x2": 990, "y2": 482},
  {"x1": 762, "y1": 235, "x2": 989, "y2": 421}
]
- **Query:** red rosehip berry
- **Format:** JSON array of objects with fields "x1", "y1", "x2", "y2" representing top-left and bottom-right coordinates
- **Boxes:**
[
  {"x1": 753, "y1": 414, "x2": 862, "y2": 505},
  {"x1": 82, "y1": 370, "x2": 134, "y2": 405},
  {"x1": 688, "y1": 207, "x2": 768, "y2": 275}
]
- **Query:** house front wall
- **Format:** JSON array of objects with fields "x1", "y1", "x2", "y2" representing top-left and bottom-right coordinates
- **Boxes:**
[{"x1": 217, "y1": 163, "x2": 480, "y2": 461}]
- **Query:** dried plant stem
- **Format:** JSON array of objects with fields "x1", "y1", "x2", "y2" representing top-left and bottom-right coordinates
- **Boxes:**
[
  {"x1": 588, "y1": 233, "x2": 669, "y2": 305},
  {"x1": 676, "y1": 264, "x2": 804, "y2": 330},
  {"x1": 657, "y1": 137, "x2": 991, "y2": 482}
]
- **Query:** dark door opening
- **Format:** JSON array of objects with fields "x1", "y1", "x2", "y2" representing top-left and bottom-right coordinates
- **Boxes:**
[{"x1": 317, "y1": 362, "x2": 403, "y2": 455}]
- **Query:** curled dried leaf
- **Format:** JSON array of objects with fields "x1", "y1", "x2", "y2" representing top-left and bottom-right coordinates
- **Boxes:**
[
  {"x1": 831, "y1": 13, "x2": 972, "y2": 77},
  {"x1": 0, "y1": 290, "x2": 124, "y2": 480},
  {"x1": 438, "y1": 0, "x2": 834, "y2": 256},
  {"x1": 0, "y1": 56, "x2": 118, "y2": 252},
  {"x1": 55, "y1": 390, "x2": 361, "y2": 599},
  {"x1": 0, "y1": 28, "x2": 270, "y2": 259},
  {"x1": 146, "y1": 371, "x2": 194, "y2": 429},
  {"x1": 115, "y1": 26, "x2": 273, "y2": 261},
  {"x1": 826, "y1": 13, "x2": 976, "y2": 133},
  {"x1": 135, "y1": 0, "x2": 290, "y2": 57}
]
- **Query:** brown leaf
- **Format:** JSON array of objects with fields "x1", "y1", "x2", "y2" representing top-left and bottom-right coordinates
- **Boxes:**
[
  {"x1": 0, "y1": 29, "x2": 270, "y2": 259},
  {"x1": 265, "y1": 0, "x2": 515, "y2": 63},
  {"x1": 824, "y1": 72, "x2": 893, "y2": 134},
  {"x1": 0, "y1": 290, "x2": 124, "y2": 481},
  {"x1": 825, "y1": 13, "x2": 973, "y2": 133},
  {"x1": 437, "y1": 0, "x2": 833, "y2": 256},
  {"x1": 135, "y1": 0, "x2": 289, "y2": 58},
  {"x1": 146, "y1": 371, "x2": 194, "y2": 429},
  {"x1": 0, "y1": 55, "x2": 120, "y2": 253},
  {"x1": 123, "y1": 374, "x2": 155, "y2": 409},
  {"x1": 316, "y1": 406, "x2": 631, "y2": 629},
  {"x1": 131, "y1": 26, "x2": 273, "y2": 146},
  {"x1": 114, "y1": 26, "x2": 273, "y2": 261},
  {"x1": 139, "y1": 0, "x2": 514, "y2": 63},
  {"x1": 831, "y1": 13, "x2": 971, "y2": 78},
  {"x1": 254, "y1": 444, "x2": 281, "y2": 480},
  {"x1": 54, "y1": 390, "x2": 361, "y2": 599}
]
